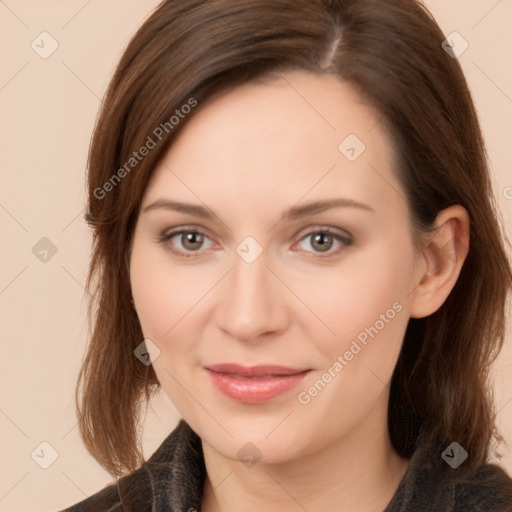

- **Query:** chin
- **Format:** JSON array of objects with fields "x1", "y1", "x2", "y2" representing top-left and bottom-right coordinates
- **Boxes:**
[{"x1": 196, "y1": 414, "x2": 318, "y2": 465}]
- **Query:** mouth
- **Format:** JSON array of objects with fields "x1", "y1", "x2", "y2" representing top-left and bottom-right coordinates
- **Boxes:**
[{"x1": 204, "y1": 363, "x2": 311, "y2": 404}]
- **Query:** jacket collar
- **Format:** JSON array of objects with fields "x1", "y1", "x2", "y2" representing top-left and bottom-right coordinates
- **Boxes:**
[
  {"x1": 117, "y1": 419, "x2": 205, "y2": 511},
  {"x1": 116, "y1": 420, "x2": 512, "y2": 511}
]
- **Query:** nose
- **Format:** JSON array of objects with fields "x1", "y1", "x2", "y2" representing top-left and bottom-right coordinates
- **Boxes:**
[{"x1": 216, "y1": 248, "x2": 289, "y2": 343}]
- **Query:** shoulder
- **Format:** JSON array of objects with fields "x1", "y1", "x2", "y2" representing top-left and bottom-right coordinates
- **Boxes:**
[
  {"x1": 57, "y1": 464, "x2": 154, "y2": 511},
  {"x1": 58, "y1": 482, "x2": 120, "y2": 512},
  {"x1": 58, "y1": 419, "x2": 204, "y2": 512},
  {"x1": 452, "y1": 461, "x2": 512, "y2": 511},
  {"x1": 387, "y1": 440, "x2": 512, "y2": 511}
]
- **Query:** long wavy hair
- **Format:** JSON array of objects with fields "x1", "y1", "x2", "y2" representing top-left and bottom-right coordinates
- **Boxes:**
[{"x1": 76, "y1": 0, "x2": 512, "y2": 477}]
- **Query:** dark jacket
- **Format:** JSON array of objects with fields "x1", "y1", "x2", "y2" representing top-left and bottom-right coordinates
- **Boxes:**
[{"x1": 60, "y1": 419, "x2": 512, "y2": 511}]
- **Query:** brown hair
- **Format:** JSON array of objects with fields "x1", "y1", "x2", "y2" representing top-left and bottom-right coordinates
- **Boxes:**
[{"x1": 77, "y1": 0, "x2": 512, "y2": 477}]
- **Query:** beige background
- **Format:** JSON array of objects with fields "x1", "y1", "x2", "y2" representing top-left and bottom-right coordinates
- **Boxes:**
[{"x1": 0, "y1": 1, "x2": 511, "y2": 511}]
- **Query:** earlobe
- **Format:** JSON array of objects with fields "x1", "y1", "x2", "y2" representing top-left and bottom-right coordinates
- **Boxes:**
[{"x1": 409, "y1": 205, "x2": 470, "y2": 319}]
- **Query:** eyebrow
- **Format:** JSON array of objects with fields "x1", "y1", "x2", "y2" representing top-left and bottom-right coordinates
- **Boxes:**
[{"x1": 142, "y1": 197, "x2": 374, "y2": 221}]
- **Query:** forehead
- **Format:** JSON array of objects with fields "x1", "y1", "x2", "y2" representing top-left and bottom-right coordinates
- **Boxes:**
[{"x1": 142, "y1": 71, "x2": 401, "y2": 218}]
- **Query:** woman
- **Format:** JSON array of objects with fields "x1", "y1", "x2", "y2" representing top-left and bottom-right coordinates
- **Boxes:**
[{"x1": 61, "y1": 0, "x2": 512, "y2": 510}]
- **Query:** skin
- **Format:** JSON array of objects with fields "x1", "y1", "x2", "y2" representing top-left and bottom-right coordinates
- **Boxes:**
[{"x1": 129, "y1": 71, "x2": 470, "y2": 512}]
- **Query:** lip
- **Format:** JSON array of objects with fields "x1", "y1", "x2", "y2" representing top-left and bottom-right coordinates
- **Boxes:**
[{"x1": 204, "y1": 364, "x2": 311, "y2": 404}]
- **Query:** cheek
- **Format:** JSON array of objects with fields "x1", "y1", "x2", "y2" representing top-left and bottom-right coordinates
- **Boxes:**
[
  {"x1": 292, "y1": 244, "x2": 412, "y2": 435},
  {"x1": 130, "y1": 237, "x2": 193, "y2": 341},
  {"x1": 130, "y1": 236, "x2": 221, "y2": 373},
  {"x1": 309, "y1": 274, "x2": 393, "y2": 337},
  {"x1": 301, "y1": 238, "x2": 414, "y2": 361},
  {"x1": 131, "y1": 266, "x2": 175, "y2": 339},
  {"x1": 130, "y1": 219, "x2": 415, "y2": 364}
]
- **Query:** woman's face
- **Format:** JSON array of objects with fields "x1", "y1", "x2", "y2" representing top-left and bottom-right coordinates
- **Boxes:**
[{"x1": 130, "y1": 71, "x2": 425, "y2": 464}]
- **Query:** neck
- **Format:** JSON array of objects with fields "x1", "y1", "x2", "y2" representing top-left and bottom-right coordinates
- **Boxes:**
[{"x1": 200, "y1": 401, "x2": 410, "y2": 512}]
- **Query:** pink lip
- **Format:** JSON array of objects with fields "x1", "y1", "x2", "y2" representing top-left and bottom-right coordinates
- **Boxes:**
[{"x1": 204, "y1": 364, "x2": 311, "y2": 404}]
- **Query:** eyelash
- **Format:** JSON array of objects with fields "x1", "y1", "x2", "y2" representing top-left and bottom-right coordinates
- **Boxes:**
[{"x1": 157, "y1": 225, "x2": 353, "y2": 259}]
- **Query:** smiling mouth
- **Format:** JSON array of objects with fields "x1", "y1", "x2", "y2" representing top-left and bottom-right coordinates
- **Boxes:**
[
  {"x1": 204, "y1": 364, "x2": 311, "y2": 404},
  {"x1": 205, "y1": 363, "x2": 310, "y2": 376}
]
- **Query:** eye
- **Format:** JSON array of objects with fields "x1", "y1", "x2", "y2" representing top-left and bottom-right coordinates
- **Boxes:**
[
  {"x1": 294, "y1": 228, "x2": 352, "y2": 256},
  {"x1": 158, "y1": 226, "x2": 352, "y2": 259},
  {"x1": 158, "y1": 228, "x2": 215, "y2": 257}
]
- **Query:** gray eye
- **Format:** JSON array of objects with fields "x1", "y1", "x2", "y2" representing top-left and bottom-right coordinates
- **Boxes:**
[
  {"x1": 179, "y1": 232, "x2": 205, "y2": 251},
  {"x1": 310, "y1": 233, "x2": 335, "y2": 252}
]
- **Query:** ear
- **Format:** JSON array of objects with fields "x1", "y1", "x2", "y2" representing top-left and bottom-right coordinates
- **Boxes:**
[{"x1": 409, "y1": 205, "x2": 470, "y2": 319}]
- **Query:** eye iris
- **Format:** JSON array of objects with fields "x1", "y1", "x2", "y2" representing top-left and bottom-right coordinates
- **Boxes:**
[
  {"x1": 182, "y1": 232, "x2": 203, "y2": 251},
  {"x1": 311, "y1": 233, "x2": 333, "y2": 252},
  {"x1": 173, "y1": 231, "x2": 339, "y2": 253}
]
